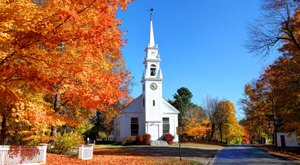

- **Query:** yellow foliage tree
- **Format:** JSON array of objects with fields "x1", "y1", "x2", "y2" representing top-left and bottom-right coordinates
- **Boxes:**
[{"x1": 215, "y1": 100, "x2": 244, "y2": 144}]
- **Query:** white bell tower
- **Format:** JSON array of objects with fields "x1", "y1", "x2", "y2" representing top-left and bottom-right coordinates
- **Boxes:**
[{"x1": 142, "y1": 15, "x2": 163, "y2": 139}]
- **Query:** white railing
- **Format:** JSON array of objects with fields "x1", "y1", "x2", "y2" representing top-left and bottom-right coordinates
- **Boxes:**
[{"x1": 0, "y1": 144, "x2": 47, "y2": 165}]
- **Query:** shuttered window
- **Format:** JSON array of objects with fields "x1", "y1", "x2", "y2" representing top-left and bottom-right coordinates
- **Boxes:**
[
  {"x1": 131, "y1": 118, "x2": 139, "y2": 136},
  {"x1": 163, "y1": 118, "x2": 170, "y2": 134}
]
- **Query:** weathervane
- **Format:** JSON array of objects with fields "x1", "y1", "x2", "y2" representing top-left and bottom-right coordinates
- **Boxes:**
[{"x1": 150, "y1": 8, "x2": 154, "y2": 20}]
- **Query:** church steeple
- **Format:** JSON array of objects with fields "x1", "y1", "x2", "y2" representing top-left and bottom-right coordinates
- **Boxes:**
[
  {"x1": 149, "y1": 18, "x2": 155, "y2": 47},
  {"x1": 142, "y1": 15, "x2": 162, "y2": 82}
]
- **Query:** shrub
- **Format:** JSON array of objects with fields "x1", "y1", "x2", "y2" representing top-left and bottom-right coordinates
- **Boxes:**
[
  {"x1": 162, "y1": 133, "x2": 174, "y2": 145},
  {"x1": 26, "y1": 135, "x2": 55, "y2": 146},
  {"x1": 135, "y1": 134, "x2": 151, "y2": 145},
  {"x1": 121, "y1": 136, "x2": 136, "y2": 145},
  {"x1": 142, "y1": 134, "x2": 151, "y2": 145},
  {"x1": 136, "y1": 135, "x2": 143, "y2": 144},
  {"x1": 50, "y1": 132, "x2": 84, "y2": 155}
]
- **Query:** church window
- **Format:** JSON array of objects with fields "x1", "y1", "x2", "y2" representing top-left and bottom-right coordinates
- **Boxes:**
[
  {"x1": 163, "y1": 118, "x2": 170, "y2": 134},
  {"x1": 150, "y1": 64, "x2": 156, "y2": 76},
  {"x1": 143, "y1": 98, "x2": 145, "y2": 107},
  {"x1": 131, "y1": 118, "x2": 139, "y2": 136},
  {"x1": 153, "y1": 100, "x2": 155, "y2": 106}
]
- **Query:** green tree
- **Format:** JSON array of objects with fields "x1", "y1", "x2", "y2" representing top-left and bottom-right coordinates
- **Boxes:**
[{"x1": 170, "y1": 87, "x2": 193, "y2": 128}]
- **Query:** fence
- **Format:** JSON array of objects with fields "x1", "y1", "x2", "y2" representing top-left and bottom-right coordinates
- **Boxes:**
[{"x1": 0, "y1": 144, "x2": 47, "y2": 165}]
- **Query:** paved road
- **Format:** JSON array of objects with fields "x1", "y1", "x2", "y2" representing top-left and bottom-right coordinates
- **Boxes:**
[{"x1": 213, "y1": 146, "x2": 299, "y2": 165}]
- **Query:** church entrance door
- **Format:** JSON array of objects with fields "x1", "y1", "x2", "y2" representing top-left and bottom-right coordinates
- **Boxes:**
[{"x1": 147, "y1": 122, "x2": 160, "y2": 140}]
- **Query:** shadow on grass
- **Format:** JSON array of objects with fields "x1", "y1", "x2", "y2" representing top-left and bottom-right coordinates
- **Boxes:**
[{"x1": 93, "y1": 146, "x2": 219, "y2": 159}]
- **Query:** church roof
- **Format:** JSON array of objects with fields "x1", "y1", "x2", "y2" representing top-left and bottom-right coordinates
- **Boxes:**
[
  {"x1": 120, "y1": 95, "x2": 144, "y2": 114},
  {"x1": 120, "y1": 94, "x2": 179, "y2": 114},
  {"x1": 162, "y1": 99, "x2": 180, "y2": 114}
]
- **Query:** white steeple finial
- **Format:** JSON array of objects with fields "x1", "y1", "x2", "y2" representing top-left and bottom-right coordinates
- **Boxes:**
[{"x1": 149, "y1": 8, "x2": 155, "y2": 47}]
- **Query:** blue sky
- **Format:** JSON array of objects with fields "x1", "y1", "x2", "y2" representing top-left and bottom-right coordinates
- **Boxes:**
[{"x1": 117, "y1": 0, "x2": 278, "y2": 119}]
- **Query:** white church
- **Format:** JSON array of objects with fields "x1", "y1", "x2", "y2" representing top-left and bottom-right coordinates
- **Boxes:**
[{"x1": 113, "y1": 18, "x2": 179, "y2": 142}]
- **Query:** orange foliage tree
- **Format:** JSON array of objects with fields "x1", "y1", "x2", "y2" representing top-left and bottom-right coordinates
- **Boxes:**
[
  {"x1": 184, "y1": 104, "x2": 209, "y2": 140},
  {"x1": 0, "y1": 0, "x2": 133, "y2": 144}
]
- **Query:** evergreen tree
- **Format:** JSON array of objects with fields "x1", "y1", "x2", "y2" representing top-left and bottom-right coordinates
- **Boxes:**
[{"x1": 171, "y1": 87, "x2": 193, "y2": 128}]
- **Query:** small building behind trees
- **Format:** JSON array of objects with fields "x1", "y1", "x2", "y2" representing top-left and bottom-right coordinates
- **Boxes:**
[{"x1": 276, "y1": 132, "x2": 299, "y2": 147}]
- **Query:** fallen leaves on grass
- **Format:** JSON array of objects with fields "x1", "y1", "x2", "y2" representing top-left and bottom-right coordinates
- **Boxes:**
[
  {"x1": 257, "y1": 145, "x2": 300, "y2": 161},
  {"x1": 263, "y1": 147, "x2": 300, "y2": 161}
]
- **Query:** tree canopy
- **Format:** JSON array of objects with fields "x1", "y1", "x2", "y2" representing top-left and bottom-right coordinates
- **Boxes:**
[
  {"x1": 246, "y1": 0, "x2": 300, "y2": 56},
  {"x1": 0, "y1": 0, "x2": 132, "y2": 145},
  {"x1": 170, "y1": 87, "x2": 193, "y2": 127},
  {"x1": 242, "y1": 0, "x2": 300, "y2": 145}
]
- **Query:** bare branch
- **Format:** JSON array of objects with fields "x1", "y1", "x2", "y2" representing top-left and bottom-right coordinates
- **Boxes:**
[{"x1": 245, "y1": 0, "x2": 300, "y2": 57}]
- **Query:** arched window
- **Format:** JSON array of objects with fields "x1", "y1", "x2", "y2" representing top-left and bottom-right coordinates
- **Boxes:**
[{"x1": 150, "y1": 64, "x2": 156, "y2": 76}]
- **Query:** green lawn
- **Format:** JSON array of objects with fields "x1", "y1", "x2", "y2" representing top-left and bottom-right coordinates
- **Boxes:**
[{"x1": 171, "y1": 142, "x2": 223, "y2": 149}]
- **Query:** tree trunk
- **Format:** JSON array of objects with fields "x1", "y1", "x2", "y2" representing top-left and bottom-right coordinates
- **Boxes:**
[
  {"x1": 50, "y1": 126, "x2": 57, "y2": 137},
  {"x1": 210, "y1": 123, "x2": 215, "y2": 140},
  {"x1": 50, "y1": 94, "x2": 61, "y2": 137},
  {"x1": 219, "y1": 125, "x2": 223, "y2": 143},
  {"x1": 271, "y1": 89, "x2": 278, "y2": 147},
  {"x1": 54, "y1": 94, "x2": 60, "y2": 112},
  {"x1": 1, "y1": 116, "x2": 7, "y2": 145}
]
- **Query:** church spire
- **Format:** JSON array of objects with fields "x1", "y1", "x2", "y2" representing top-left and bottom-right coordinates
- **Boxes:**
[{"x1": 148, "y1": 8, "x2": 155, "y2": 47}]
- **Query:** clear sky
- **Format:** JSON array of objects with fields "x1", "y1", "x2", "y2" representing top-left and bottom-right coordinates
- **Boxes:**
[{"x1": 117, "y1": 0, "x2": 278, "y2": 119}]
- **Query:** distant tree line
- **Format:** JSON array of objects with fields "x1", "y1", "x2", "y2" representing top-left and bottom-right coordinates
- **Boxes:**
[{"x1": 169, "y1": 87, "x2": 247, "y2": 144}]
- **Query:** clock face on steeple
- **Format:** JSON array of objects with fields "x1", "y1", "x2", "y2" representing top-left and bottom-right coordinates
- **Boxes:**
[{"x1": 150, "y1": 83, "x2": 157, "y2": 90}]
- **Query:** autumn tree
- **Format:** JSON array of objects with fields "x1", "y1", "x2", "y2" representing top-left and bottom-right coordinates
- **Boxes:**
[
  {"x1": 246, "y1": 0, "x2": 300, "y2": 56},
  {"x1": 240, "y1": 82, "x2": 272, "y2": 144},
  {"x1": 242, "y1": 56, "x2": 300, "y2": 145},
  {"x1": 184, "y1": 104, "x2": 209, "y2": 140},
  {"x1": 203, "y1": 98, "x2": 244, "y2": 143},
  {"x1": 202, "y1": 97, "x2": 219, "y2": 140},
  {"x1": 243, "y1": 0, "x2": 300, "y2": 145},
  {"x1": 214, "y1": 100, "x2": 235, "y2": 143},
  {"x1": 170, "y1": 87, "x2": 193, "y2": 128},
  {"x1": 217, "y1": 100, "x2": 244, "y2": 144},
  {"x1": 0, "y1": 0, "x2": 133, "y2": 144}
]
